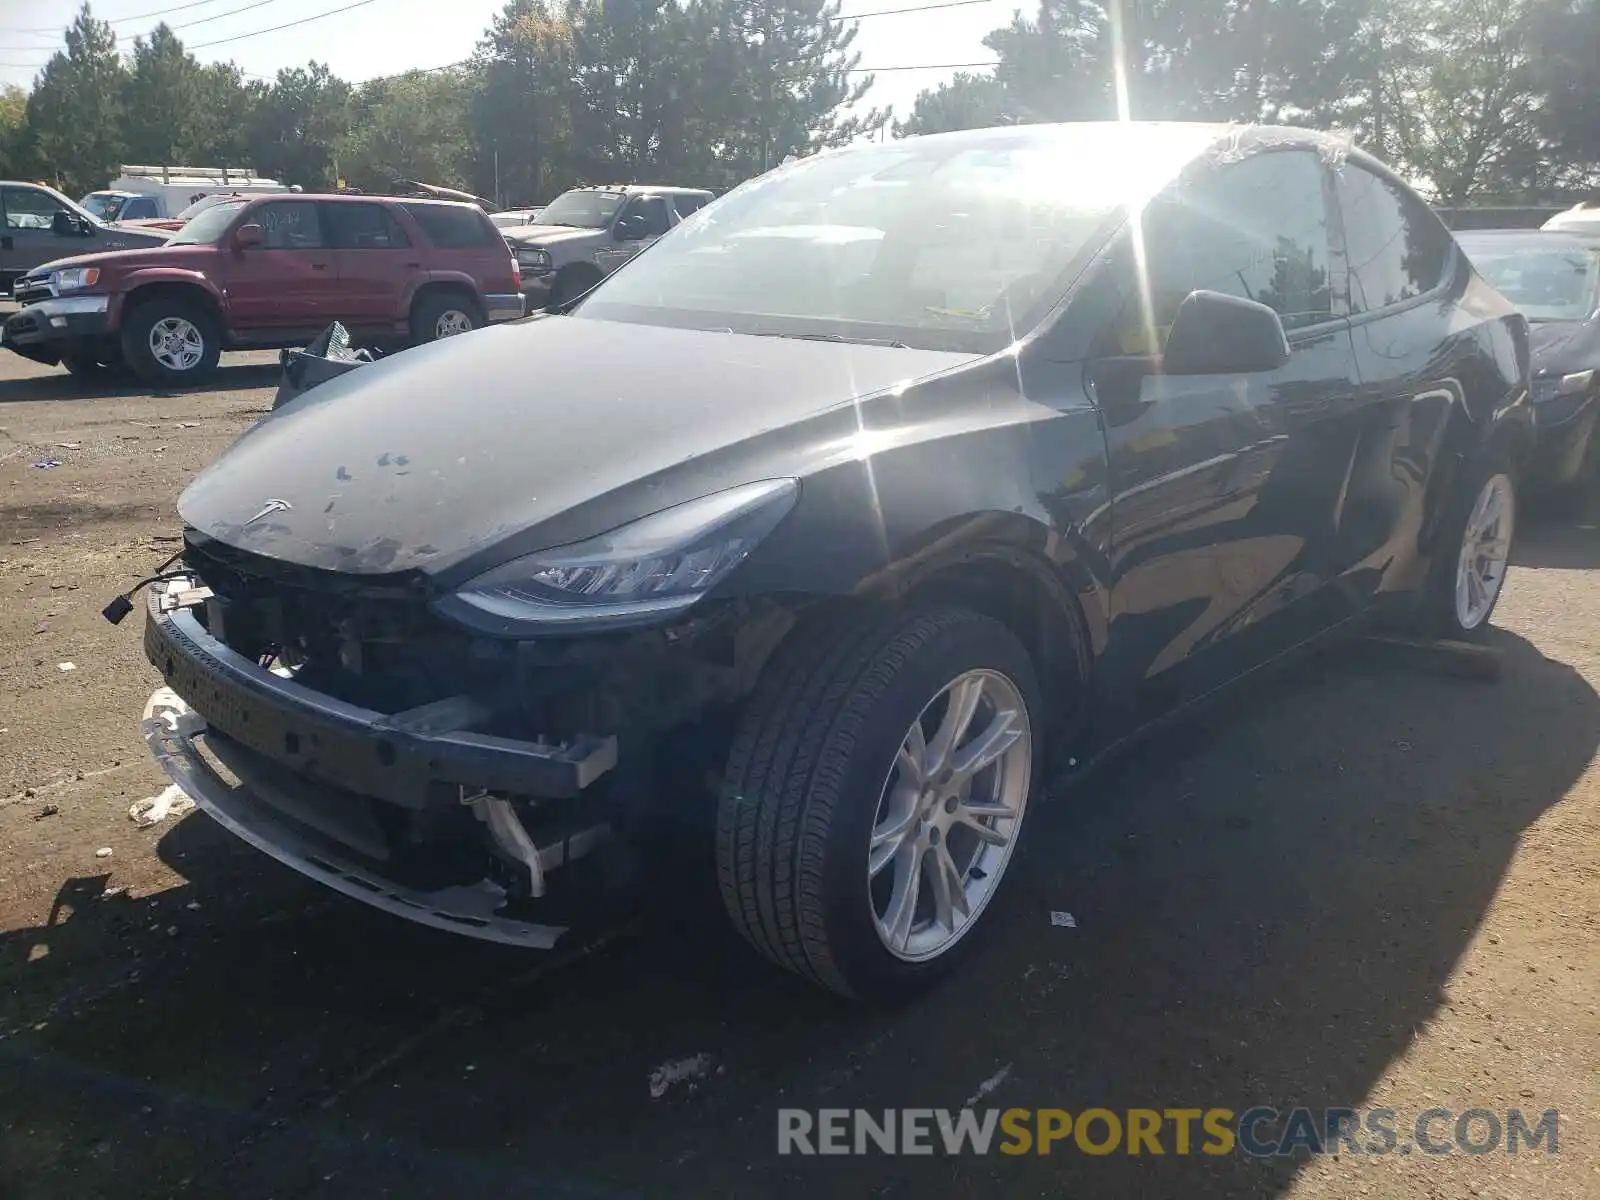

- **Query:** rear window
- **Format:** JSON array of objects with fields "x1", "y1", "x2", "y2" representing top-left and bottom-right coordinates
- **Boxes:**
[{"x1": 401, "y1": 203, "x2": 499, "y2": 249}]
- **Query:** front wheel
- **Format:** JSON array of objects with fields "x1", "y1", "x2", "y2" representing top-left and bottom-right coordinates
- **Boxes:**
[
  {"x1": 1423, "y1": 455, "x2": 1517, "y2": 638},
  {"x1": 716, "y1": 607, "x2": 1041, "y2": 1001},
  {"x1": 120, "y1": 300, "x2": 221, "y2": 386}
]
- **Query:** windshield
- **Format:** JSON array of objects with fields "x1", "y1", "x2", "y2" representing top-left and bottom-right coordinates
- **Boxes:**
[
  {"x1": 175, "y1": 194, "x2": 238, "y2": 221},
  {"x1": 1463, "y1": 238, "x2": 1600, "y2": 321},
  {"x1": 577, "y1": 124, "x2": 1223, "y2": 353},
  {"x1": 81, "y1": 192, "x2": 127, "y2": 221},
  {"x1": 535, "y1": 190, "x2": 625, "y2": 229},
  {"x1": 168, "y1": 200, "x2": 248, "y2": 246}
]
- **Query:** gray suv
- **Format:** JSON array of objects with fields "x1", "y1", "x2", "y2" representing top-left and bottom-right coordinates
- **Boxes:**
[
  {"x1": 502, "y1": 184, "x2": 713, "y2": 308},
  {"x1": 1, "y1": 182, "x2": 170, "y2": 295}
]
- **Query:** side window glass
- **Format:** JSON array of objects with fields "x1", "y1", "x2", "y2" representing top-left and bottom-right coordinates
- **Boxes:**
[
  {"x1": 3, "y1": 187, "x2": 64, "y2": 230},
  {"x1": 255, "y1": 201, "x2": 324, "y2": 250},
  {"x1": 1102, "y1": 150, "x2": 1334, "y2": 356},
  {"x1": 325, "y1": 202, "x2": 412, "y2": 249},
  {"x1": 1335, "y1": 165, "x2": 1452, "y2": 312},
  {"x1": 626, "y1": 197, "x2": 671, "y2": 237}
]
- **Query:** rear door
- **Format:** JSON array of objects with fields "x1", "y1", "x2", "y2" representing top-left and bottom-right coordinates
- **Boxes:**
[
  {"x1": 216, "y1": 199, "x2": 335, "y2": 334},
  {"x1": 1328, "y1": 161, "x2": 1464, "y2": 609},
  {"x1": 399, "y1": 202, "x2": 515, "y2": 296},
  {"x1": 323, "y1": 201, "x2": 420, "y2": 329},
  {"x1": 1087, "y1": 147, "x2": 1363, "y2": 724}
]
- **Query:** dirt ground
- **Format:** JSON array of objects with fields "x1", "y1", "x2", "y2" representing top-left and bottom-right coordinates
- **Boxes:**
[{"x1": 0, "y1": 344, "x2": 1597, "y2": 1200}]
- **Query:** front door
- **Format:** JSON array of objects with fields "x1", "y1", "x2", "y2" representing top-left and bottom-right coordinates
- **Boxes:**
[
  {"x1": 595, "y1": 195, "x2": 673, "y2": 275},
  {"x1": 1087, "y1": 148, "x2": 1363, "y2": 727},
  {"x1": 1, "y1": 186, "x2": 82, "y2": 282},
  {"x1": 323, "y1": 201, "x2": 419, "y2": 330},
  {"x1": 217, "y1": 200, "x2": 334, "y2": 335}
]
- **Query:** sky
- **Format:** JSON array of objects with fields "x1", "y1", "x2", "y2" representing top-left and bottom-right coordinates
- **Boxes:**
[{"x1": 0, "y1": 0, "x2": 1014, "y2": 128}]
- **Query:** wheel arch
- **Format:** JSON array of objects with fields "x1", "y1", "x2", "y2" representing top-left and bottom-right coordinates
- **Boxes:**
[
  {"x1": 120, "y1": 278, "x2": 223, "y2": 328},
  {"x1": 410, "y1": 279, "x2": 483, "y2": 318}
]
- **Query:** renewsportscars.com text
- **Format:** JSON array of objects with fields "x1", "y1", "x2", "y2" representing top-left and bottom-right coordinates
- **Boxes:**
[{"x1": 777, "y1": 1106, "x2": 1559, "y2": 1158}]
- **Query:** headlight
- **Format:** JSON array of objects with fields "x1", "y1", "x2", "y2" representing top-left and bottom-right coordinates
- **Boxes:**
[
  {"x1": 437, "y1": 479, "x2": 800, "y2": 634},
  {"x1": 51, "y1": 267, "x2": 100, "y2": 292}
]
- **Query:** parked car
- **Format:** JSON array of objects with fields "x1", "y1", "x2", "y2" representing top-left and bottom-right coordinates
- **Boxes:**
[
  {"x1": 130, "y1": 122, "x2": 1532, "y2": 1002},
  {"x1": 1458, "y1": 228, "x2": 1600, "y2": 491},
  {"x1": 1542, "y1": 200, "x2": 1600, "y2": 236},
  {"x1": 491, "y1": 207, "x2": 544, "y2": 229},
  {"x1": 2, "y1": 192, "x2": 525, "y2": 384},
  {"x1": 80, "y1": 189, "x2": 163, "y2": 223},
  {"x1": 111, "y1": 193, "x2": 260, "y2": 236},
  {"x1": 0, "y1": 180, "x2": 171, "y2": 295},
  {"x1": 96, "y1": 164, "x2": 293, "y2": 219},
  {"x1": 503, "y1": 184, "x2": 713, "y2": 308}
]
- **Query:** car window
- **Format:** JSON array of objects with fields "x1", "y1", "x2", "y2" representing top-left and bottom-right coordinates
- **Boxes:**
[
  {"x1": 672, "y1": 194, "x2": 708, "y2": 217},
  {"x1": 401, "y1": 203, "x2": 498, "y2": 248},
  {"x1": 1460, "y1": 239, "x2": 1600, "y2": 322},
  {"x1": 3, "y1": 186, "x2": 65, "y2": 231},
  {"x1": 1335, "y1": 164, "x2": 1453, "y2": 313},
  {"x1": 324, "y1": 202, "x2": 412, "y2": 250},
  {"x1": 1100, "y1": 149, "x2": 1335, "y2": 356},
  {"x1": 125, "y1": 196, "x2": 158, "y2": 220},
  {"x1": 254, "y1": 201, "x2": 325, "y2": 250},
  {"x1": 624, "y1": 196, "x2": 673, "y2": 237}
]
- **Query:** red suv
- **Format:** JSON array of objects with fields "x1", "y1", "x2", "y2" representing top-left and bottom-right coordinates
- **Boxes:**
[{"x1": 2, "y1": 193, "x2": 525, "y2": 385}]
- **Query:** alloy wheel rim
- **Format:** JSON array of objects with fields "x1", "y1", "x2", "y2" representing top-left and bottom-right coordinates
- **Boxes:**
[
  {"x1": 1455, "y1": 472, "x2": 1514, "y2": 630},
  {"x1": 149, "y1": 316, "x2": 203, "y2": 371},
  {"x1": 435, "y1": 310, "x2": 472, "y2": 338},
  {"x1": 868, "y1": 668, "x2": 1033, "y2": 963}
]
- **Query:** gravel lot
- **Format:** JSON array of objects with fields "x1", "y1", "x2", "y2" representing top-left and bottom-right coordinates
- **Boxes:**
[{"x1": 0, "y1": 344, "x2": 1596, "y2": 1199}]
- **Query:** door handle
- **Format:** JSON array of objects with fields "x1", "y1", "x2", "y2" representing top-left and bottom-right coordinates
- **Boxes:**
[
  {"x1": 0, "y1": 236, "x2": 11, "y2": 250},
  {"x1": 310, "y1": 262, "x2": 328, "y2": 270},
  {"x1": 405, "y1": 261, "x2": 422, "y2": 269}
]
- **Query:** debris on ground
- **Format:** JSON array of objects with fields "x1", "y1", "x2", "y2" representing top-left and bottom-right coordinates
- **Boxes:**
[
  {"x1": 56, "y1": 662, "x2": 76, "y2": 672},
  {"x1": 32, "y1": 460, "x2": 61, "y2": 469},
  {"x1": 32, "y1": 804, "x2": 59, "y2": 820},
  {"x1": 129, "y1": 783, "x2": 194, "y2": 828},
  {"x1": 94, "y1": 847, "x2": 113, "y2": 858},
  {"x1": 1050, "y1": 911, "x2": 1077, "y2": 928},
  {"x1": 54, "y1": 442, "x2": 81, "y2": 450},
  {"x1": 648, "y1": 1054, "x2": 714, "y2": 1099}
]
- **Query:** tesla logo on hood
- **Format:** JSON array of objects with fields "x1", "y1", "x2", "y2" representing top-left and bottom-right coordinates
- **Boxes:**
[{"x1": 243, "y1": 498, "x2": 292, "y2": 527}]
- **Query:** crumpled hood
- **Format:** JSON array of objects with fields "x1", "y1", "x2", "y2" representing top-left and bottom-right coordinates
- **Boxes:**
[
  {"x1": 178, "y1": 316, "x2": 975, "y2": 578},
  {"x1": 501, "y1": 225, "x2": 603, "y2": 249}
]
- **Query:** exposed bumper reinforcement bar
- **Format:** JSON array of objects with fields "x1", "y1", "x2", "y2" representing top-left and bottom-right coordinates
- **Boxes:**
[{"x1": 142, "y1": 685, "x2": 571, "y2": 951}]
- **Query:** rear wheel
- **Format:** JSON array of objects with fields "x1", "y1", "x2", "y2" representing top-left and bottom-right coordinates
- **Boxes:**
[
  {"x1": 1422, "y1": 453, "x2": 1517, "y2": 639},
  {"x1": 716, "y1": 606, "x2": 1041, "y2": 1001},
  {"x1": 120, "y1": 299, "x2": 221, "y2": 386},
  {"x1": 409, "y1": 292, "x2": 482, "y2": 345}
]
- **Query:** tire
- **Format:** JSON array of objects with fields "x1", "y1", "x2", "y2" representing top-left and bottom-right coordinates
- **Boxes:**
[
  {"x1": 716, "y1": 606, "x2": 1043, "y2": 1002},
  {"x1": 548, "y1": 265, "x2": 603, "y2": 310},
  {"x1": 408, "y1": 292, "x2": 482, "y2": 345},
  {"x1": 120, "y1": 298, "x2": 221, "y2": 386},
  {"x1": 1420, "y1": 450, "x2": 1518, "y2": 639}
]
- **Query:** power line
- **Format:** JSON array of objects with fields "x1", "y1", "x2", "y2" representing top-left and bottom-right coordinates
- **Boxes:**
[
  {"x1": 178, "y1": 0, "x2": 384, "y2": 50},
  {"x1": 849, "y1": 60, "x2": 999, "y2": 71},
  {"x1": 0, "y1": 0, "x2": 289, "y2": 54},
  {"x1": 13, "y1": 0, "x2": 260, "y2": 33},
  {"x1": 835, "y1": 0, "x2": 997, "y2": 20}
]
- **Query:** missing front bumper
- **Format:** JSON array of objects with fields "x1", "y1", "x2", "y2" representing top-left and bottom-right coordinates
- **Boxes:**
[{"x1": 142, "y1": 685, "x2": 577, "y2": 949}]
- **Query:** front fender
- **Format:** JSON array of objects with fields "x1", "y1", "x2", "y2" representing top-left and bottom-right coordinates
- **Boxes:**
[{"x1": 115, "y1": 268, "x2": 226, "y2": 324}]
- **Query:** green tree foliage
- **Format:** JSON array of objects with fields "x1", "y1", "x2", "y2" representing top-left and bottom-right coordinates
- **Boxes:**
[
  {"x1": 7, "y1": 0, "x2": 1600, "y2": 205},
  {"x1": 25, "y1": 5, "x2": 126, "y2": 194}
]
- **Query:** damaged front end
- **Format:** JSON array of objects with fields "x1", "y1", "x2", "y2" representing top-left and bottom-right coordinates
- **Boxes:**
[
  {"x1": 272, "y1": 322, "x2": 379, "y2": 412},
  {"x1": 139, "y1": 533, "x2": 791, "y2": 948}
]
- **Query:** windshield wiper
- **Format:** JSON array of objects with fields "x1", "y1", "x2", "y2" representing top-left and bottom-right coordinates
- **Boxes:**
[{"x1": 750, "y1": 330, "x2": 909, "y2": 349}]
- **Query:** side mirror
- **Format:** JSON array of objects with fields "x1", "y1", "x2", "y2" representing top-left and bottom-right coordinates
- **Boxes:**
[
  {"x1": 52, "y1": 211, "x2": 91, "y2": 237},
  {"x1": 615, "y1": 214, "x2": 649, "y2": 241},
  {"x1": 1161, "y1": 289, "x2": 1291, "y2": 375},
  {"x1": 234, "y1": 223, "x2": 265, "y2": 249}
]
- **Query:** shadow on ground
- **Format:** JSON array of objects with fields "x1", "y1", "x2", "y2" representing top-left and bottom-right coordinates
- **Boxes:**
[
  {"x1": 0, "y1": 361, "x2": 278, "y2": 404},
  {"x1": 1, "y1": 630, "x2": 1594, "y2": 1199}
]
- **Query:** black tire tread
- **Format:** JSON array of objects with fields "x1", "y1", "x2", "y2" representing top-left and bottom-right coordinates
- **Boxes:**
[{"x1": 716, "y1": 605, "x2": 1005, "y2": 997}]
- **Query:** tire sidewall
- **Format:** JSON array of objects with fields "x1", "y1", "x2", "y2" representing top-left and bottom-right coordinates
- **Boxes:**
[
  {"x1": 812, "y1": 612, "x2": 1043, "y2": 1001},
  {"x1": 122, "y1": 301, "x2": 220, "y2": 385},
  {"x1": 550, "y1": 267, "x2": 601, "y2": 310}
]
